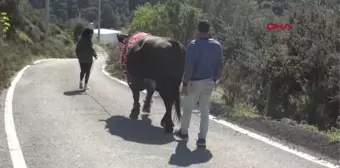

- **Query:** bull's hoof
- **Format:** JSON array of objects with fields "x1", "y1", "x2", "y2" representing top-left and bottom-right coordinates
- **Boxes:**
[
  {"x1": 160, "y1": 119, "x2": 166, "y2": 128},
  {"x1": 129, "y1": 103, "x2": 140, "y2": 119},
  {"x1": 160, "y1": 119, "x2": 174, "y2": 133},
  {"x1": 164, "y1": 126, "x2": 174, "y2": 133},
  {"x1": 129, "y1": 108, "x2": 140, "y2": 120},
  {"x1": 161, "y1": 119, "x2": 174, "y2": 127},
  {"x1": 142, "y1": 104, "x2": 151, "y2": 113},
  {"x1": 129, "y1": 112, "x2": 139, "y2": 120},
  {"x1": 142, "y1": 100, "x2": 152, "y2": 113}
]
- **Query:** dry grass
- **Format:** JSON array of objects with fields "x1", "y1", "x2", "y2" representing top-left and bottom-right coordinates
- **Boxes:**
[
  {"x1": 104, "y1": 43, "x2": 124, "y2": 80},
  {"x1": 0, "y1": 37, "x2": 75, "y2": 92}
]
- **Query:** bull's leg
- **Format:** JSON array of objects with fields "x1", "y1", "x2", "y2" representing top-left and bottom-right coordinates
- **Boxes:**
[
  {"x1": 129, "y1": 82, "x2": 141, "y2": 119},
  {"x1": 142, "y1": 80, "x2": 155, "y2": 113},
  {"x1": 159, "y1": 90, "x2": 175, "y2": 133},
  {"x1": 162, "y1": 99, "x2": 175, "y2": 133},
  {"x1": 142, "y1": 91, "x2": 154, "y2": 113}
]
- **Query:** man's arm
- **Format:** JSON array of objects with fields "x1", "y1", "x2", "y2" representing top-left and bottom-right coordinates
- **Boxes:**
[
  {"x1": 75, "y1": 43, "x2": 80, "y2": 58},
  {"x1": 182, "y1": 42, "x2": 195, "y2": 86},
  {"x1": 213, "y1": 44, "x2": 223, "y2": 82},
  {"x1": 91, "y1": 46, "x2": 98, "y2": 59}
]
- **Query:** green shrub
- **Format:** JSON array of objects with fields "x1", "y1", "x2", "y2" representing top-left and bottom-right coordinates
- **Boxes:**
[{"x1": 73, "y1": 23, "x2": 85, "y2": 42}]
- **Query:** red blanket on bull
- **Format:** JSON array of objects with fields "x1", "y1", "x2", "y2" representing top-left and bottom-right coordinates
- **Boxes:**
[{"x1": 120, "y1": 32, "x2": 149, "y2": 84}]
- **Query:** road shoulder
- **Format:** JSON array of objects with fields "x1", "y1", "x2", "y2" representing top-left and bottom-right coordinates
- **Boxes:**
[{"x1": 0, "y1": 87, "x2": 13, "y2": 168}]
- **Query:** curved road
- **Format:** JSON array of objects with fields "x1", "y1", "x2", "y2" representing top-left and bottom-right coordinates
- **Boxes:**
[{"x1": 0, "y1": 54, "x2": 337, "y2": 168}]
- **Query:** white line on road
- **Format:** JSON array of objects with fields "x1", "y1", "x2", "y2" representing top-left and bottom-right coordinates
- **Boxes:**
[
  {"x1": 4, "y1": 59, "x2": 49, "y2": 168},
  {"x1": 101, "y1": 64, "x2": 340, "y2": 168},
  {"x1": 4, "y1": 59, "x2": 72, "y2": 168},
  {"x1": 5, "y1": 70, "x2": 29, "y2": 167}
]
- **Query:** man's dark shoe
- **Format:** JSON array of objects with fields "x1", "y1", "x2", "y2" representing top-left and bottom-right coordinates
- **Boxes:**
[
  {"x1": 79, "y1": 82, "x2": 83, "y2": 89},
  {"x1": 196, "y1": 139, "x2": 206, "y2": 148},
  {"x1": 174, "y1": 129, "x2": 188, "y2": 140}
]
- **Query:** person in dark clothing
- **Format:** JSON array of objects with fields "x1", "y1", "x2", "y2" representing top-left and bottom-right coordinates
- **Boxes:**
[{"x1": 75, "y1": 28, "x2": 97, "y2": 90}]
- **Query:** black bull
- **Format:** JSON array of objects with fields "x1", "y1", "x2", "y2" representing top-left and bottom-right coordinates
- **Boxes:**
[{"x1": 117, "y1": 34, "x2": 186, "y2": 133}]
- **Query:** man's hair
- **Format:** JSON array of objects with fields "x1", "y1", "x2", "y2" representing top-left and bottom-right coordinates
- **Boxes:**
[
  {"x1": 81, "y1": 28, "x2": 94, "y2": 40},
  {"x1": 198, "y1": 20, "x2": 210, "y2": 33}
]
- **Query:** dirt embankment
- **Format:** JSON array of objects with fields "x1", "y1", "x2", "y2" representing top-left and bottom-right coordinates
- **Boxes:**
[{"x1": 210, "y1": 100, "x2": 340, "y2": 164}]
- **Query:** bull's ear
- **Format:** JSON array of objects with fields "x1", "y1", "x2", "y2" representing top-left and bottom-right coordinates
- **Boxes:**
[{"x1": 117, "y1": 34, "x2": 130, "y2": 44}]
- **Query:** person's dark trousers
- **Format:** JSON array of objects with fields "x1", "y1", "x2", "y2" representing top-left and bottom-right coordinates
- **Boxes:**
[{"x1": 79, "y1": 62, "x2": 93, "y2": 89}]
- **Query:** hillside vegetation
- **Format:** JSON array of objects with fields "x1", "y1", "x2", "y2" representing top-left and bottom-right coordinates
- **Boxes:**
[
  {"x1": 107, "y1": 0, "x2": 340, "y2": 141},
  {"x1": 0, "y1": 0, "x2": 76, "y2": 90}
]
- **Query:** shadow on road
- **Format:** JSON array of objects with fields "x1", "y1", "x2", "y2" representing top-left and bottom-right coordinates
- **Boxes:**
[
  {"x1": 168, "y1": 141, "x2": 213, "y2": 167},
  {"x1": 101, "y1": 114, "x2": 175, "y2": 145},
  {"x1": 63, "y1": 89, "x2": 85, "y2": 96}
]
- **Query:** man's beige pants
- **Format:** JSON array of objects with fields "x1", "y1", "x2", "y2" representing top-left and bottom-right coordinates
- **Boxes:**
[{"x1": 180, "y1": 78, "x2": 215, "y2": 139}]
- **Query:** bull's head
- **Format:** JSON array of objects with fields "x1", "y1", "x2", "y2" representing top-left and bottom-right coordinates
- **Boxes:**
[{"x1": 117, "y1": 33, "x2": 130, "y2": 44}]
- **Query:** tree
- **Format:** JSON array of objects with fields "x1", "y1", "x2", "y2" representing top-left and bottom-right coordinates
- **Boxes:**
[
  {"x1": 101, "y1": 2, "x2": 117, "y2": 28},
  {"x1": 28, "y1": 0, "x2": 45, "y2": 9},
  {"x1": 83, "y1": 7, "x2": 97, "y2": 22},
  {"x1": 129, "y1": 3, "x2": 169, "y2": 35},
  {"x1": 129, "y1": 1, "x2": 202, "y2": 45},
  {"x1": 78, "y1": 0, "x2": 89, "y2": 9},
  {"x1": 66, "y1": 0, "x2": 79, "y2": 19},
  {"x1": 51, "y1": 0, "x2": 69, "y2": 22},
  {"x1": 73, "y1": 23, "x2": 84, "y2": 41}
]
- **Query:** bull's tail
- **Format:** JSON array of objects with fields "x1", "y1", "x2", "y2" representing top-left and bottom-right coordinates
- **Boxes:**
[
  {"x1": 168, "y1": 39, "x2": 184, "y2": 123},
  {"x1": 173, "y1": 85, "x2": 182, "y2": 123},
  {"x1": 169, "y1": 39, "x2": 183, "y2": 52},
  {"x1": 169, "y1": 39, "x2": 186, "y2": 79}
]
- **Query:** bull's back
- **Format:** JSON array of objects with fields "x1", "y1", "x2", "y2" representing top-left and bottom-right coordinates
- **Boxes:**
[{"x1": 127, "y1": 36, "x2": 185, "y2": 81}]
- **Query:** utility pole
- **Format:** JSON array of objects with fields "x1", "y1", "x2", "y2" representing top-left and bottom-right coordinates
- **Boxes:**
[
  {"x1": 77, "y1": 12, "x2": 81, "y2": 22},
  {"x1": 44, "y1": 0, "x2": 50, "y2": 40},
  {"x1": 98, "y1": 0, "x2": 101, "y2": 41}
]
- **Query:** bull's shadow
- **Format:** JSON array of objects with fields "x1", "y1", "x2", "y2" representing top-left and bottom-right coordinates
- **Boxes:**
[
  {"x1": 168, "y1": 141, "x2": 213, "y2": 167},
  {"x1": 101, "y1": 114, "x2": 175, "y2": 145}
]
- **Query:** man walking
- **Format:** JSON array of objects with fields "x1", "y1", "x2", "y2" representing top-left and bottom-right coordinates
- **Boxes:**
[{"x1": 174, "y1": 20, "x2": 224, "y2": 148}]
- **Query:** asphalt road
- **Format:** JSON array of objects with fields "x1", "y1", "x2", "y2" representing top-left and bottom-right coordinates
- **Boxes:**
[{"x1": 0, "y1": 55, "x2": 335, "y2": 168}]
